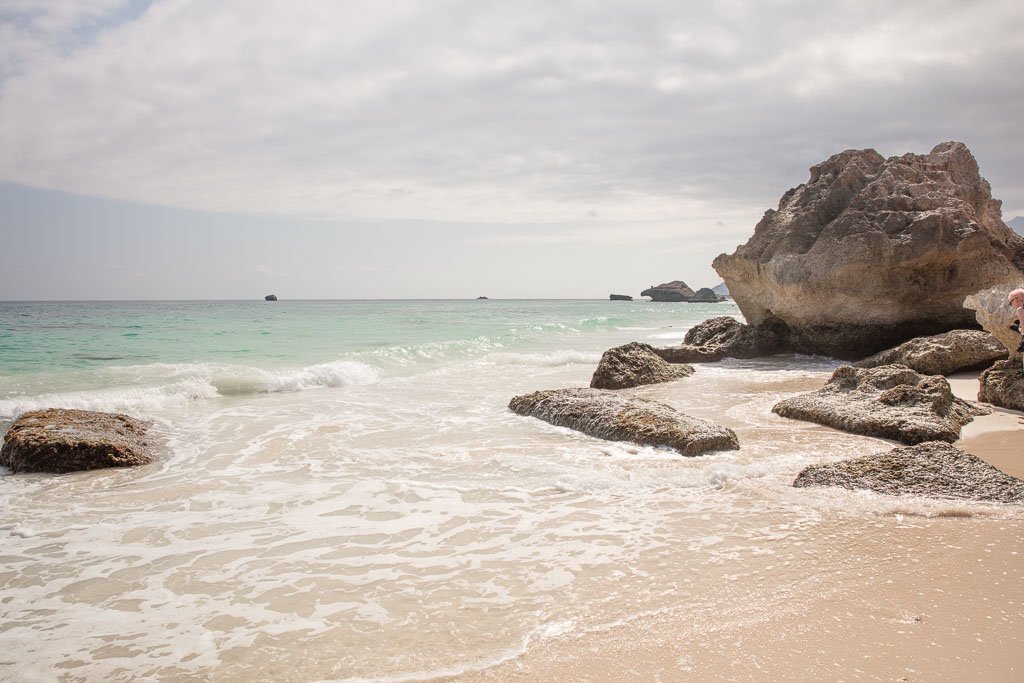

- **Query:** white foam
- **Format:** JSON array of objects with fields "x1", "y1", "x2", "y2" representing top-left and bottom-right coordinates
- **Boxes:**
[
  {"x1": 485, "y1": 350, "x2": 602, "y2": 367},
  {"x1": 0, "y1": 378, "x2": 219, "y2": 419}
]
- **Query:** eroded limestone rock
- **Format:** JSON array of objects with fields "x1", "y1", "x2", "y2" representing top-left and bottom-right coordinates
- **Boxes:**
[
  {"x1": 794, "y1": 441, "x2": 1024, "y2": 503},
  {"x1": 772, "y1": 364, "x2": 989, "y2": 444},
  {"x1": 978, "y1": 359, "x2": 1024, "y2": 411},
  {"x1": 651, "y1": 316, "x2": 785, "y2": 364},
  {"x1": 641, "y1": 281, "x2": 695, "y2": 302},
  {"x1": 714, "y1": 142, "x2": 1024, "y2": 358},
  {"x1": 854, "y1": 329, "x2": 1006, "y2": 376},
  {"x1": 1, "y1": 408, "x2": 154, "y2": 474},
  {"x1": 509, "y1": 388, "x2": 738, "y2": 456},
  {"x1": 590, "y1": 342, "x2": 694, "y2": 390}
]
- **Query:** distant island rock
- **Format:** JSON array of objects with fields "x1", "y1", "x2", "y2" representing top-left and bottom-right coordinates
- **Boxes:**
[
  {"x1": 1, "y1": 408, "x2": 154, "y2": 473},
  {"x1": 476, "y1": 296, "x2": 489, "y2": 300},
  {"x1": 609, "y1": 294, "x2": 633, "y2": 301},
  {"x1": 264, "y1": 294, "x2": 278, "y2": 301},
  {"x1": 641, "y1": 281, "x2": 696, "y2": 302},
  {"x1": 689, "y1": 287, "x2": 722, "y2": 303},
  {"x1": 713, "y1": 141, "x2": 1024, "y2": 358},
  {"x1": 711, "y1": 282, "x2": 730, "y2": 297}
]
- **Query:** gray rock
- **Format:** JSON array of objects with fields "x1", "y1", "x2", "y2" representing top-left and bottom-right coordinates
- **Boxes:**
[
  {"x1": 794, "y1": 441, "x2": 1024, "y2": 503},
  {"x1": 1, "y1": 408, "x2": 154, "y2": 474},
  {"x1": 713, "y1": 142, "x2": 1024, "y2": 359},
  {"x1": 689, "y1": 287, "x2": 722, "y2": 303},
  {"x1": 641, "y1": 281, "x2": 695, "y2": 302},
  {"x1": 508, "y1": 388, "x2": 739, "y2": 456},
  {"x1": 978, "y1": 359, "x2": 1024, "y2": 411},
  {"x1": 854, "y1": 329, "x2": 1007, "y2": 376},
  {"x1": 590, "y1": 342, "x2": 694, "y2": 390},
  {"x1": 772, "y1": 364, "x2": 990, "y2": 445},
  {"x1": 609, "y1": 294, "x2": 633, "y2": 301},
  {"x1": 651, "y1": 316, "x2": 785, "y2": 364}
]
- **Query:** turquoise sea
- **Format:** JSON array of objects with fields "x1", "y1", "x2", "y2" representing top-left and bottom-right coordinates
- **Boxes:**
[{"x1": 0, "y1": 300, "x2": 1017, "y2": 681}]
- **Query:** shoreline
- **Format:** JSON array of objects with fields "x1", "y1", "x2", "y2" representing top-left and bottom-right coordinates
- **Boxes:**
[{"x1": 459, "y1": 368, "x2": 1024, "y2": 682}]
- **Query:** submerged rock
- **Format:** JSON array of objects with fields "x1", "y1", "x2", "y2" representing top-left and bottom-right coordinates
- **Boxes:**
[
  {"x1": 652, "y1": 316, "x2": 785, "y2": 364},
  {"x1": 641, "y1": 281, "x2": 695, "y2": 302},
  {"x1": 772, "y1": 364, "x2": 989, "y2": 445},
  {"x1": 590, "y1": 342, "x2": 694, "y2": 390},
  {"x1": 794, "y1": 441, "x2": 1024, "y2": 503},
  {"x1": 508, "y1": 388, "x2": 739, "y2": 456},
  {"x1": 714, "y1": 142, "x2": 1024, "y2": 358},
  {"x1": 1, "y1": 409, "x2": 154, "y2": 474},
  {"x1": 854, "y1": 329, "x2": 1007, "y2": 376},
  {"x1": 978, "y1": 359, "x2": 1024, "y2": 411}
]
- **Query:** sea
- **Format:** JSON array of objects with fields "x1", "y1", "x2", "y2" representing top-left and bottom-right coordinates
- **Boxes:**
[{"x1": 0, "y1": 300, "x2": 1019, "y2": 681}]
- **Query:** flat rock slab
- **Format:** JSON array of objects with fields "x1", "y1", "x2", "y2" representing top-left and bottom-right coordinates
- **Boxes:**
[
  {"x1": 590, "y1": 342, "x2": 694, "y2": 390},
  {"x1": 794, "y1": 441, "x2": 1024, "y2": 503},
  {"x1": 1, "y1": 408, "x2": 154, "y2": 473},
  {"x1": 854, "y1": 329, "x2": 1006, "y2": 376},
  {"x1": 772, "y1": 364, "x2": 989, "y2": 445},
  {"x1": 509, "y1": 388, "x2": 739, "y2": 456}
]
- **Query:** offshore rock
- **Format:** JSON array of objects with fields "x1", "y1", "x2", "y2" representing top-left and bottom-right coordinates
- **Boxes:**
[
  {"x1": 854, "y1": 329, "x2": 1007, "y2": 376},
  {"x1": 794, "y1": 441, "x2": 1024, "y2": 503},
  {"x1": 590, "y1": 342, "x2": 694, "y2": 390},
  {"x1": 609, "y1": 294, "x2": 633, "y2": 301},
  {"x1": 652, "y1": 316, "x2": 785, "y2": 364},
  {"x1": 772, "y1": 364, "x2": 989, "y2": 445},
  {"x1": 713, "y1": 142, "x2": 1024, "y2": 359},
  {"x1": 689, "y1": 287, "x2": 722, "y2": 303},
  {"x1": 264, "y1": 294, "x2": 278, "y2": 301},
  {"x1": 508, "y1": 388, "x2": 739, "y2": 456},
  {"x1": 1, "y1": 408, "x2": 154, "y2": 474},
  {"x1": 641, "y1": 281, "x2": 695, "y2": 302},
  {"x1": 978, "y1": 359, "x2": 1024, "y2": 411}
]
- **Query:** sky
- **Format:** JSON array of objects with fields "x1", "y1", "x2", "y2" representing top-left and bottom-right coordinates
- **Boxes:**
[{"x1": 1, "y1": 0, "x2": 1022, "y2": 300}]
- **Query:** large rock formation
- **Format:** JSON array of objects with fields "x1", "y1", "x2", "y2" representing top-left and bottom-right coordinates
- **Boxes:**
[
  {"x1": 590, "y1": 342, "x2": 694, "y2": 390},
  {"x1": 641, "y1": 281, "x2": 695, "y2": 302},
  {"x1": 713, "y1": 142, "x2": 1024, "y2": 359},
  {"x1": 854, "y1": 329, "x2": 1006, "y2": 376},
  {"x1": 772, "y1": 364, "x2": 989, "y2": 445},
  {"x1": 1, "y1": 409, "x2": 154, "y2": 473},
  {"x1": 652, "y1": 316, "x2": 785, "y2": 363},
  {"x1": 509, "y1": 388, "x2": 739, "y2": 456},
  {"x1": 794, "y1": 441, "x2": 1024, "y2": 503},
  {"x1": 689, "y1": 287, "x2": 722, "y2": 303}
]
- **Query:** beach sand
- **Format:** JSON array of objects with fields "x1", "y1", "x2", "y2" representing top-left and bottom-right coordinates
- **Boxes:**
[{"x1": 462, "y1": 371, "x2": 1024, "y2": 682}]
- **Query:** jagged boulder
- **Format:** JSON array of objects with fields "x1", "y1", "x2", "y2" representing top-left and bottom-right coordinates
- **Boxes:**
[
  {"x1": 772, "y1": 364, "x2": 989, "y2": 444},
  {"x1": 590, "y1": 342, "x2": 694, "y2": 390},
  {"x1": 854, "y1": 329, "x2": 1006, "y2": 376},
  {"x1": 641, "y1": 281, "x2": 695, "y2": 302},
  {"x1": 1, "y1": 408, "x2": 154, "y2": 473},
  {"x1": 509, "y1": 388, "x2": 739, "y2": 456},
  {"x1": 963, "y1": 283, "x2": 1024, "y2": 359},
  {"x1": 978, "y1": 359, "x2": 1024, "y2": 411},
  {"x1": 713, "y1": 142, "x2": 1024, "y2": 359},
  {"x1": 794, "y1": 441, "x2": 1024, "y2": 503},
  {"x1": 652, "y1": 316, "x2": 785, "y2": 364}
]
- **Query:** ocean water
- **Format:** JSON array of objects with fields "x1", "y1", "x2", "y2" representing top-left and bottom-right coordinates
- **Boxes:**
[{"x1": 0, "y1": 300, "x2": 1019, "y2": 681}]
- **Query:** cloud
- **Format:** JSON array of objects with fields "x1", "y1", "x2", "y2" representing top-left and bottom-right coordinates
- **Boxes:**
[{"x1": 0, "y1": 0, "x2": 1022, "y2": 226}]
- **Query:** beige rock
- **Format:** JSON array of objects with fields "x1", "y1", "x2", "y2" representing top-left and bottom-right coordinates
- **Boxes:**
[{"x1": 713, "y1": 142, "x2": 1024, "y2": 358}]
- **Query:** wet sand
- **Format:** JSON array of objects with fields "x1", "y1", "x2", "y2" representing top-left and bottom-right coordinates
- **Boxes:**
[{"x1": 461, "y1": 371, "x2": 1024, "y2": 682}]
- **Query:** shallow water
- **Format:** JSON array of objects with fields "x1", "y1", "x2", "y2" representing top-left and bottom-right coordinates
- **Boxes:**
[{"x1": 0, "y1": 300, "x2": 1019, "y2": 681}]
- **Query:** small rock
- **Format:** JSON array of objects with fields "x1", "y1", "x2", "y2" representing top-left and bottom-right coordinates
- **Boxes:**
[
  {"x1": 590, "y1": 342, "x2": 694, "y2": 390},
  {"x1": 1, "y1": 409, "x2": 154, "y2": 474},
  {"x1": 794, "y1": 441, "x2": 1024, "y2": 503},
  {"x1": 772, "y1": 364, "x2": 989, "y2": 445},
  {"x1": 509, "y1": 388, "x2": 739, "y2": 456}
]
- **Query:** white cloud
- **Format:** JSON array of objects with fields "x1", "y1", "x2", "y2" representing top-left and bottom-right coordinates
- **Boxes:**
[{"x1": 0, "y1": 0, "x2": 1022, "y2": 226}]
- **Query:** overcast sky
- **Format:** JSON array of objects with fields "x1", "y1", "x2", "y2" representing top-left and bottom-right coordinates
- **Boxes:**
[{"x1": 1, "y1": 0, "x2": 1022, "y2": 299}]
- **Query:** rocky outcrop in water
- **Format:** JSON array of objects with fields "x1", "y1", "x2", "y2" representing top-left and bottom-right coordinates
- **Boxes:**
[
  {"x1": 978, "y1": 359, "x2": 1024, "y2": 411},
  {"x1": 1, "y1": 409, "x2": 154, "y2": 473},
  {"x1": 713, "y1": 142, "x2": 1024, "y2": 359},
  {"x1": 794, "y1": 441, "x2": 1024, "y2": 503},
  {"x1": 854, "y1": 330, "x2": 1006, "y2": 376},
  {"x1": 652, "y1": 316, "x2": 785, "y2": 364},
  {"x1": 641, "y1": 281, "x2": 695, "y2": 302},
  {"x1": 609, "y1": 294, "x2": 633, "y2": 301},
  {"x1": 264, "y1": 294, "x2": 278, "y2": 301},
  {"x1": 508, "y1": 388, "x2": 739, "y2": 456},
  {"x1": 689, "y1": 287, "x2": 722, "y2": 303},
  {"x1": 772, "y1": 364, "x2": 989, "y2": 445},
  {"x1": 590, "y1": 342, "x2": 694, "y2": 390}
]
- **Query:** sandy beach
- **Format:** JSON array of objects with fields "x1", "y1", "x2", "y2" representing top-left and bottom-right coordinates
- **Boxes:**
[{"x1": 462, "y1": 370, "x2": 1024, "y2": 682}]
